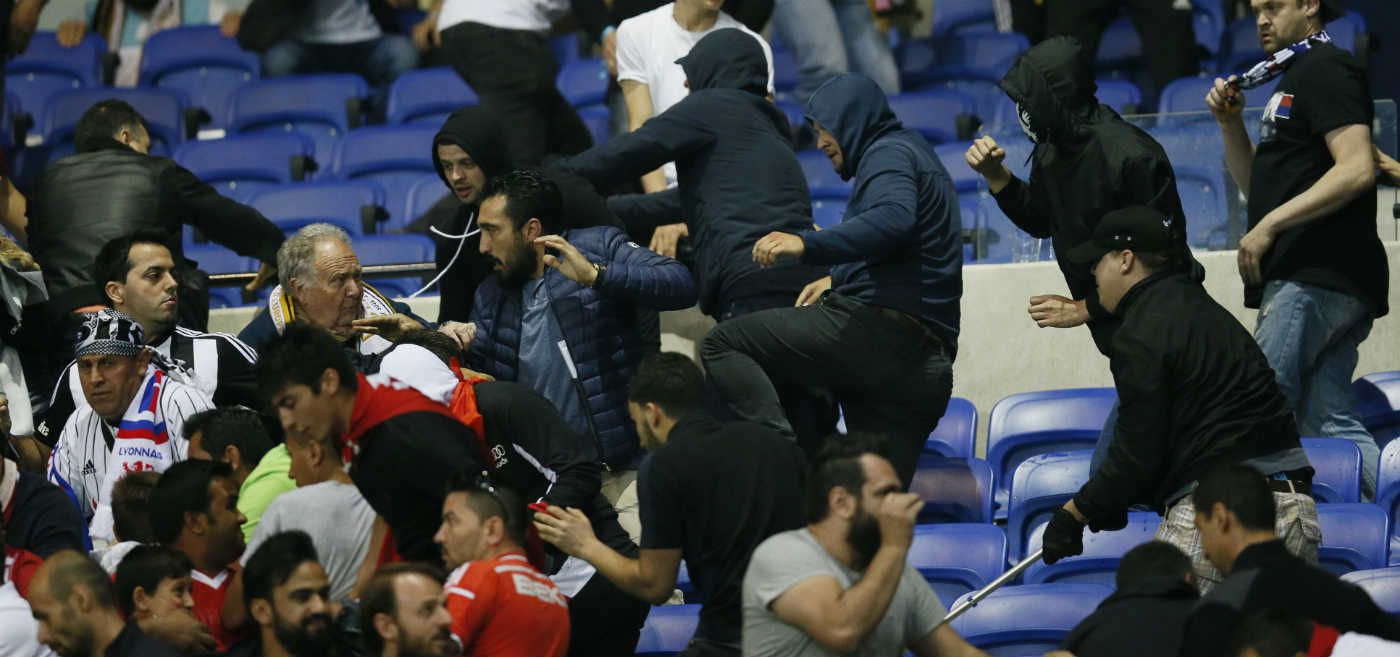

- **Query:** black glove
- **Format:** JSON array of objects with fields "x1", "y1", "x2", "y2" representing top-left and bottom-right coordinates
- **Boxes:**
[
  {"x1": 1042, "y1": 507, "x2": 1086, "y2": 565},
  {"x1": 1088, "y1": 507, "x2": 1129, "y2": 532}
]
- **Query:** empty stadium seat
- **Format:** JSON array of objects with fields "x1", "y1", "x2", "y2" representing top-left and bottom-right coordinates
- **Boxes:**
[
  {"x1": 353, "y1": 234, "x2": 434, "y2": 298},
  {"x1": 950, "y1": 583, "x2": 1113, "y2": 656},
  {"x1": 6, "y1": 32, "x2": 105, "y2": 124},
  {"x1": 775, "y1": 99, "x2": 804, "y2": 133},
  {"x1": 1339, "y1": 568, "x2": 1400, "y2": 618},
  {"x1": 1095, "y1": 78, "x2": 1143, "y2": 114},
  {"x1": 636, "y1": 604, "x2": 699, "y2": 657},
  {"x1": 886, "y1": 89, "x2": 977, "y2": 144},
  {"x1": 578, "y1": 104, "x2": 611, "y2": 146},
  {"x1": 925, "y1": 79, "x2": 1002, "y2": 127},
  {"x1": 928, "y1": 397, "x2": 977, "y2": 458},
  {"x1": 557, "y1": 59, "x2": 608, "y2": 108},
  {"x1": 1301, "y1": 437, "x2": 1363, "y2": 504},
  {"x1": 931, "y1": 0, "x2": 997, "y2": 38},
  {"x1": 929, "y1": 33, "x2": 1029, "y2": 83},
  {"x1": 187, "y1": 244, "x2": 255, "y2": 308},
  {"x1": 1353, "y1": 371, "x2": 1400, "y2": 451},
  {"x1": 908, "y1": 523, "x2": 1007, "y2": 603},
  {"x1": 330, "y1": 125, "x2": 440, "y2": 229},
  {"x1": 1025, "y1": 512, "x2": 1162, "y2": 585},
  {"x1": 1007, "y1": 451, "x2": 1093, "y2": 562},
  {"x1": 385, "y1": 67, "x2": 478, "y2": 125},
  {"x1": 771, "y1": 48, "x2": 799, "y2": 93},
  {"x1": 987, "y1": 388, "x2": 1115, "y2": 517},
  {"x1": 1221, "y1": 16, "x2": 1264, "y2": 73},
  {"x1": 174, "y1": 132, "x2": 316, "y2": 199},
  {"x1": 405, "y1": 176, "x2": 450, "y2": 224},
  {"x1": 1157, "y1": 75, "x2": 1221, "y2": 118},
  {"x1": 227, "y1": 74, "x2": 368, "y2": 164},
  {"x1": 797, "y1": 150, "x2": 850, "y2": 200},
  {"x1": 810, "y1": 198, "x2": 846, "y2": 230},
  {"x1": 897, "y1": 39, "x2": 939, "y2": 89},
  {"x1": 37, "y1": 87, "x2": 186, "y2": 152},
  {"x1": 1316, "y1": 504, "x2": 1389, "y2": 576},
  {"x1": 1192, "y1": 1, "x2": 1226, "y2": 66},
  {"x1": 910, "y1": 456, "x2": 994, "y2": 524},
  {"x1": 138, "y1": 26, "x2": 259, "y2": 131},
  {"x1": 934, "y1": 143, "x2": 980, "y2": 193},
  {"x1": 552, "y1": 33, "x2": 581, "y2": 67},
  {"x1": 1174, "y1": 166, "x2": 1230, "y2": 251},
  {"x1": 1095, "y1": 17, "x2": 1143, "y2": 75},
  {"x1": 1373, "y1": 441, "x2": 1400, "y2": 565},
  {"x1": 248, "y1": 180, "x2": 386, "y2": 236}
]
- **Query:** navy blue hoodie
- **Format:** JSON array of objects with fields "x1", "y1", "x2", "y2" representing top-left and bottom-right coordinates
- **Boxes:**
[
  {"x1": 562, "y1": 28, "x2": 822, "y2": 316},
  {"x1": 801, "y1": 74, "x2": 963, "y2": 347}
]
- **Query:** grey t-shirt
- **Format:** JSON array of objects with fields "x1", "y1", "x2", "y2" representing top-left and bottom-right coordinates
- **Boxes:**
[
  {"x1": 296, "y1": 0, "x2": 381, "y2": 44},
  {"x1": 742, "y1": 529, "x2": 946, "y2": 657},
  {"x1": 516, "y1": 277, "x2": 590, "y2": 439},
  {"x1": 242, "y1": 481, "x2": 375, "y2": 601}
]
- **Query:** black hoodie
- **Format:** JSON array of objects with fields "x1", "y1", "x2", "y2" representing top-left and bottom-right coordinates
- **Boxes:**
[
  {"x1": 992, "y1": 37, "x2": 1197, "y2": 355},
  {"x1": 561, "y1": 28, "x2": 823, "y2": 317}
]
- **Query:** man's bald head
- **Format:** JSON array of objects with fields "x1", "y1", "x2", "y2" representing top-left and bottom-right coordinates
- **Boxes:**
[
  {"x1": 30, "y1": 551, "x2": 119, "y2": 657},
  {"x1": 32, "y1": 550, "x2": 116, "y2": 609}
]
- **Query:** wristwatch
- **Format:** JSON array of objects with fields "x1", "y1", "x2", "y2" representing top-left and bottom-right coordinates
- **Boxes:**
[{"x1": 591, "y1": 263, "x2": 607, "y2": 288}]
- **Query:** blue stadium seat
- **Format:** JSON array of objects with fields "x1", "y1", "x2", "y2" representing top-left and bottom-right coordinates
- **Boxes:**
[
  {"x1": 578, "y1": 104, "x2": 611, "y2": 146},
  {"x1": 771, "y1": 48, "x2": 799, "y2": 93},
  {"x1": 1192, "y1": 1, "x2": 1226, "y2": 66},
  {"x1": 931, "y1": 0, "x2": 997, "y2": 38},
  {"x1": 1221, "y1": 16, "x2": 1264, "y2": 74},
  {"x1": 924, "y1": 79, "x2": 1002, "y2": 127},
  {"x1": 1174, "y1": 166, "x2": 1230, "y2": 251},
  {"x1": 636, "y1": 604, "x2": 699, "y2": 657},
  {"x1": 1157, "y1": 75, "x2": 1220, "y2": 117},
  {"x1": 1353, "y1": 371, "x2": 1400, "y2": 451},
  {"x1": 1373, "y1": 440, "x2": 1400, "y2": 565},
  {"x1": 810, "y1": 198, "x2": 846, "y2": 230},
  {"x1": 934, "y1": 142, "x2": 980, "y2": 194},
  {"x1": 908, "y1": 523, "x2": 1007, "y2": 604},
  {"x1": 1339, "y1": 568, "x2": 1400, "y2": 618},
  {"x1": 1325, "y1": 11, "x2": 1365, "y2": 55},
  {"x1": 950, "y1": 583, "x2": 1112, "y2": 656},
  {"x1": 30, "y1": 88, "x2": 185, "y2": 172},
  {"x1": 187, "y1": 244, "x2": 255, "y2": 308},
  {"x1": 1096, "y1": 17, "x2": 1143, "y2": 74},
  {"x1": 898, "y1": 38, "x2": 938, "y2": 89},
  {"x1": 352, "y1": 234, "x2": 434, "y2": 298},
  {"x1": 1316, "y1": 504, "x2": 1389, "y2": 576},
  {"x1": 797, "y1": 150, "x2": 850, "y2": 200},
  {"x1": 775, "y1": 99, "x2": 805, "y2": 133},
  {"x1": 248, "y1": 180, "x2": 386, "y2": 236},
  {"x1": 1007, "y1": 451, "x2": 1093, "y2": 562},
  {"x1": 385, "y1": 67, "x2": 478, "y2": 125},
  {"x1": 1301, "y1": 437, "x2": 1363, "y2": 504},
  {"x1": 552, "y1": 33, "x2": 581, "y2": 67},
  {"x1": 910, "y1": 456, "x2": 994, "y2": 524},
  {"x1": 227, "y1": 74, "x2": 369, "y2": 164},
  {"x1": 887, "y1": 89, "x2": 976, "y2": 144},
  {"x1": 6, "y1": 32, "x2": 105, "y2": 123},
  {"x1": 987, "y1": 388, "x2": 1115, "y2": 519},
  {"x1": 138, "y1": 26, "x2": 259, "y2": 131},
  {"x1": 330, "y1": 125, "x2": 440, "y2": 229},
  {"x1": 174, "y1": 132, "x2": 315, "y2": 199},
  {"x1": 557, "y1": 59, "x2": 608, "y2": 107},
  {"x1": 1095, "y1": 78, "x2": 1143, "y2": 114},
  {"x1": 405, "y1": 176, "x2": 450, "y2": 224},
  {"x1": 929, "y1": 33, "x2": 1028, "y2": 83},
  {"x1": 1025, "y1": 512, "x2": 1162, "y2": 585},
  {"x1": 928, "y1": 397, "x2": 977, "y2": 458}
]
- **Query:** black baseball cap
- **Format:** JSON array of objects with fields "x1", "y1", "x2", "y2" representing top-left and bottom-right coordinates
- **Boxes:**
[{"x1": 1067, "y1": 206, "x2": 1176, "y2": 265}]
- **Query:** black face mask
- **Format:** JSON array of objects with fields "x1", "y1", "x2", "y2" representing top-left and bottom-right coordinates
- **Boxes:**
[{"x1": 846, "y1": 505, "x2": 882, "y2": 571}]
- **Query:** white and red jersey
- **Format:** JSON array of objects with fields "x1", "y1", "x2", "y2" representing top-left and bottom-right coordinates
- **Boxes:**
[
  {"x1": 191, "y1": 568, "x2": 241, "y2": 651},
  {"x1": 445, "y1": 552, "x2": 570, "y2": 657}
]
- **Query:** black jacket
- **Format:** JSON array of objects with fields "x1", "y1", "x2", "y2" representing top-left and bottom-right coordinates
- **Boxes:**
[
  {"x1": 562, "y1": 28, "x2": 823, "y2": 316},
  {"x1": 1072, "y1": 274, "x2": 1306, "y2": 524},
  {"x1": 236, "y1": 0, "x2": 401, "y2": 52},
  {"x1": 993, "y1": 37, "x2": 1197, "y2": 355},
  {"x1": 1061, "y1": 576, "x2": 1198, "y2": 657},
  {"x1": 104, "y1": 622, "x2": 181, "y2": 657},
  {"x1": 4, "y1": 466, "x2": 87, "y2": 558},
  {"x1": 1181, "y1": 540, "x2": 1400, "y2": 656},
  {"x1": 28, "y1": 143, "x2": 284, "y2": 316}
]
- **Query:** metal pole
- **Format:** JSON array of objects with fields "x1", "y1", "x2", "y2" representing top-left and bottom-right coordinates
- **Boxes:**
[{"x1": 936, "y1": 549, "x2": 1044, "y2": 628}]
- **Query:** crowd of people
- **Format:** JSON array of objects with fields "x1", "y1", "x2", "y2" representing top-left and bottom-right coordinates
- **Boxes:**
[{"x1": 0, "y1": 0, "x2": 1395, "y2": 656}]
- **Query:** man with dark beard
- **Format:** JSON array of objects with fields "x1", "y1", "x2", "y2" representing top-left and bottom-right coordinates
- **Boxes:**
[
  {"x1": 741, "y1": 434, "x2": 987, "y2": 657},
  {"x1": 229, "y1": 530, "x2": 343, "y2": 657}
]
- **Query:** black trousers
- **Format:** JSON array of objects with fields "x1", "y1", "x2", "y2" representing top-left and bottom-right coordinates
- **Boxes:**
[
  {"x1": 1044, "y1": 0, "x2": 1199, "y2": 94},
  {"x1": 440, "y1": 22, "x2": 593, "y2": 166},
  {"x1": 702, "y1": 292, "x2": 953, "y2": 488},
  {"x1": 567, "y1": 571, "x2": 650, "y2": 657}
]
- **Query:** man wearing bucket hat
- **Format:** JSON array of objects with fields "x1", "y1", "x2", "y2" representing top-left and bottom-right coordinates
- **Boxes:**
[
  {"x1": 47, "y1": 309, "x2": 212, "y2": 546},
  {"x1": 1039, "y1": 206, "x2": 1317, "y2": 593}
]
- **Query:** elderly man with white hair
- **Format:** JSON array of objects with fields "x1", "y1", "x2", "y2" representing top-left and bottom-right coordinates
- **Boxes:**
[{"x1": 237, "y1": 224, "x2": 473, "y2": 363}]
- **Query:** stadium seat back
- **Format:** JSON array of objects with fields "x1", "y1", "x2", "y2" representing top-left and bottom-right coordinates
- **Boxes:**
[
  {"x1": 1094, "y1": 78, "x2": 1143, "y2": 114},
  {"x1": 797, "y1": 150, "x2": 850, "y2": 200},
  {"x1": 249, "y1": 180, "x2": 385, "y2": 236},
  {"x1": 228, "y1": 74, "x2": 368, "y2": 163},
  {"x1": 1300, "y1": 437, "x2": 1363, "y2": 504},
  {"x1": 636, "y1": 604, "x2": 700, "y2": 657},
  {"x1": 1378, "y1": 440, "x2": 1400, "y2": 565},
  {"x1": 139, "y1": 26, "x2": 259, "y2": 130},
  {"x1": 352, "y1": 234, "x2": 434, "y2": 298},
  {"x1": 1339, "y1": 568, "x2": 1400, "y2": 618},
  {"x1": 385, "y1": 67, "x2": 478, "y2": 125},
  {"x1": 886, "y1": 89, "x2": 976, "y2": 144},
  {"x1": 931, "y1": 0, "x2": 997, "y2": 37},
  {"x1": 405, "y1": 176, "x2": 450, "y2": 224},
  {"x1": 927, "y1": 397, "x2": 977, "y2": 458},
  {"x1": 1316, "y1": 504, "x2": 1389, "y2": 576},
  {"x1": 988, "y1": 388, "x2": 1115, "y2": 517},
  {"x1": 950, "y1": 583, "x2": 1113, "y2": 656},
  {"x1": 557, "y1": 59, "x2": 609, "y2": 107},
  {"x1": 909, "y1": 523, "x2": 1007, "y2": 603},
  {"x1": 330, "y1": 125, "x2": 440, "y2": 228},
  {"x1": 1353, "y1": 371, "x2": 1400, "y2": 451},
  {"x1": 810, "y1": 198, "x2": 846, "y2": 230},
  {"x1": 1007, "y1": 451, "x2": 1093, "y2": 562},
  {"x1": 910, "y1": 456, "x2": 994, "y2": 524},
  {"x1": 39, "y1": 87, "x2": 186, "y2": 152},
  {"x1": 1025, "y1": 512, "x2": 1162, "y2": 585},
  {"x1": 1174, "y1": 166, "x2": 1229, "y2": 251},
  {"x1": 1095, "y1": 17, "x2": 1143, "y2": 72},
  {"x1": 7, "y1": 31, "x2": 105, "y2": 87},
  {"x1": 174, "y1": 132, "x2": 315, "y2": 188}
]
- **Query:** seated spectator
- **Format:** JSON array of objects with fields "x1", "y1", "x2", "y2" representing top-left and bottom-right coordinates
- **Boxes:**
[
  {"x1": 148, "y1": 460, "x2": 247, "y2": 652},
  {"x1": 41, "y1": 231, "x2": 262, "y2": 445},
  {"x1": 435, "y1": 474, "x2": 569, "y2": 657},
  {"x1": 741, "y1": 434, "x2": 986, "y2": 657},
  {"x1": 535, "y1": 352, "x2": 805, "y2": 657},
  {"x1": 0, "y1": 517, "x2": 52, "y2": 657},
  {"x1": 233, "y1": 531, "x2": 344, "y2": 657},
  {"x1": 1226, "y1": 611, "x2": 1314, "y2": 657},
  {"x1": 235, "y1": 0, "x2": 417, "y2": 116},
  {"x1": 359, "y1": 563, "x2": 455, "y2": 657},
  {"x1": 240, "y1": 415, "x2": 377, "y2": 602},
  {"x1": 47, "y1": 310, "x2": 211, "y2": 545},
  {"x1": 1059, "y1": 541, "x2": 1198, "y2": 657},
  {"x1": 28, "y1": 100, "x2": 283, "y2": 332},
  {"x1": 256, "y1": 323, "x2": 485, "y2": 563},
  {"x1": 1180, "y1": 464, "x2": 1400, "y2": 655},
  {"x1": 93, "y1": 471, "x2": 160, "y2": 575},
  {"x1": 184, "y1": 407, "x2": 295, "y2": 542},
  {"x1": 113, "y1": 545, "x2": 216, "y2": 654},
  {"x1": 55, "y1": 0, "x2": 243, "y2": 85},
  {"x1": 27, "y1": 550, "x2": 180, "y2": 657},
  {"x1": 0, "y1": 453, "x2": 85, "y2": 596}
]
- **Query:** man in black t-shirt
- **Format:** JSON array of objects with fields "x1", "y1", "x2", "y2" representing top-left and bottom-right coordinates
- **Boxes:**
[
  {"x1": 534, "y1": 353, "x2": 806, "y2": 657},
  {"x1": 1206, "y1": 0, "x2": 1387, "y2": 498}
]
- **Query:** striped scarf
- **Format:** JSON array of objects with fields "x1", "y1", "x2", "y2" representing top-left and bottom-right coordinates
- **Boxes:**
[
  {"x1": 88, "y1": 368, "x2": 178, "y2": 544},
  {"x1": 1237, "y1": 30, "x2": 1332, "y2": 90}
]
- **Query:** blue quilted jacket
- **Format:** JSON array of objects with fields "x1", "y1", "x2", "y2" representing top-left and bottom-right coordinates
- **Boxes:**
[{"x1": 466, "y1": 226, "x2": 698, "y2": 468}]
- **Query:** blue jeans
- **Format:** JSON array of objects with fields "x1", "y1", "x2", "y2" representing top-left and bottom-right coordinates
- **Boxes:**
[
  {"x1": 1255, "y1": 280, "x2": 1378, "y2": 499},
  {"x1": 770, "y1": 0, "x2": 901, "y2": 104},
  {"x1": 261, "y1": 34, "x2": 419, "y2": 116}
]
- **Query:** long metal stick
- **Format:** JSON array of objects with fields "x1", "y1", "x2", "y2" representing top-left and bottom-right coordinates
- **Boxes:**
[{"x1": 936, "y1": 549, "x2": 1044, "y2": 627}]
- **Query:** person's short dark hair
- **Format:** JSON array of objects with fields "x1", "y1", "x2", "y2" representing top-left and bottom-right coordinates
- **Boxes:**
[
  {"x1": 243, "y1": 531, "x2": 320, "y2": 615},
  {"x1": 92, "y1": 229, "x2": 172, "y2": 307},
  {"x1": 359, "y1": 562, "x2": 447, "y2": 656},
  {"x1": 112, "y1": 471, "x2": 161, "y2": 544},
  {"x1": 148, "y1": 460, "x2": 234, "y2": 545},
  {"x1": 1115, "y1": 540, "x2": 1194, "y2": 590},
  {"x1": 45, "y1": 550, "x2": 118, "y2": 610},
  {"x1": 445, "y1": 471, "x2": 528, "y2": 546},
  {"x1": 805, "y1": 433, "x2": 891, "y2": 524},
  {"x1": 184, "y1": 406, "x2": 276, "y2": 471},
  {"x1": 392, "y1": 329, "x2": 462, "y2": 367},
  {"x1": 480, "y1": 169, "x2": 563, "y2": 235},
  {"x1": 627, "y1": 352, "x2": 705, "y2": 419},
  {"x1": 74, "y1": 99, "x2": 148, "y2": 154},
  {"x1": 1133, "y1": 249, "x2": 1178, "y2": 276},
  {"x1": 257, "y1": 322, "x2": 359, "y2": 400},
  {"x1": 1191, "y1": 463, "x2": 1276, "y2": 532},
  {"x1": 1227, "y1": 610, "x2": 1313, "y2": 657},
  {"x1": 113, "y1": 545, "x2": 193, "y2": 617}
]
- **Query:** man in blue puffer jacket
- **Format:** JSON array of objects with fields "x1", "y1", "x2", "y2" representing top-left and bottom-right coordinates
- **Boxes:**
[
  {"x1": 701, "y1": 73, "x2": 963, "y2": 487},
  {"x1": 463, "y1": 170, "x2": 697, "y2": 535}
]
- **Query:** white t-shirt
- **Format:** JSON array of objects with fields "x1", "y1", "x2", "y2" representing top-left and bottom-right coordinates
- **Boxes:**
[
  {"x1": 438, "y1": 0, "x2": 569, "y2": 34},
  {"x1": 0, "y1": 582, "x2": 54, "y2": 657},
  {"x1": 242, "y1": 481, "x2": 376, "y2": 602},
  {"x1": 295, "y1": 0, "x2": 382, "y2": 44},
  {"x1": 616, "y1": 4, "x2": 774, "y2": 188}
]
